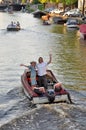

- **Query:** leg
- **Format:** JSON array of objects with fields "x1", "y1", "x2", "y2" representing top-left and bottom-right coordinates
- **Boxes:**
[
  {"x1": 67, "y1": 93, "x2": 74, "y2": 104},
  {"x1": 42, "y1": 75, "x2": 48, "y2": 89},
  {"x1": 39, "y1": 87, "x2": 45, "y2": 93},
  {"x1": 38, "y1": 76, "x2": 42, "y2": 87}
]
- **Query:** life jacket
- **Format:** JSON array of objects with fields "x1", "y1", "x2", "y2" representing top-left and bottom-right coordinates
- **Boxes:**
[
  {"x1": 27, "y1": 76, "x2": 38, "y2": 82},
  {"x1": 27, "y1": 77, "x2": 31, "y2": 82}
]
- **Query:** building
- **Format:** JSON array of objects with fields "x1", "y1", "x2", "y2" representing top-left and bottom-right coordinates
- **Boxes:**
[{"x1": 78, "y1": 0, "x2": 86, "y2": 10}]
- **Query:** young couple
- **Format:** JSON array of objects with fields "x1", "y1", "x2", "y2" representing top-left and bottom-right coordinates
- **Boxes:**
[{"x1": 20, "y1": 54, "x2": 52, "y2": 94}]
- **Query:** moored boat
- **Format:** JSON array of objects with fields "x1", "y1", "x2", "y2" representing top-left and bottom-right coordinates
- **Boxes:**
[
  {"x1": 32, "y1": 10, "x2": 47, "y2": 18},
  {"x1": 21, "y1": 69, "x2": 73, "y2": 104},
  {"x1": 53, "y1": 16, "x2": 67, "y2": 24},
  {"x1": 79, "y1": 24, "x2": 86, "y2": 40},
  {"x1": 65, "y1": 18, "x2": 79, "y2": 28},
  {"x1": 43, "y1": 20, "x2": 51, "y2": 25}
]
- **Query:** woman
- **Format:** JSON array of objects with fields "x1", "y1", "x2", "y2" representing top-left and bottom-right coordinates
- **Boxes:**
[
  {"x1": 20, "y1": 61, "x2": 37, "y2": 86},
  {"x1": 20, "y1": 61, "x2": 45, "y2": 94}
]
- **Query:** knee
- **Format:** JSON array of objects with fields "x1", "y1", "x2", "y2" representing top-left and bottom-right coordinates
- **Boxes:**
[{"x1": 54, "y1": 83, "x2": 62, "y2": 92}]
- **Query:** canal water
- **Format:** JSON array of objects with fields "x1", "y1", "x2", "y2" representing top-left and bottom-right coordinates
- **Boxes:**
[{"x1": 0, "y1": 12, "x2": 86, "y2": 130}]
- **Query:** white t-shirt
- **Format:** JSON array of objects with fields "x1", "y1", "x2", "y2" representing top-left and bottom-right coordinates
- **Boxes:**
[{"x1": 36, "y1": 62, "x2": 47, "y2": 76}]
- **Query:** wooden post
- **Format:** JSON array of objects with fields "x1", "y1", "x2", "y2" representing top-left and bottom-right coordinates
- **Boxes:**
[{"x1": 82, "y1": 0, "x2": 85, "y2": 16}]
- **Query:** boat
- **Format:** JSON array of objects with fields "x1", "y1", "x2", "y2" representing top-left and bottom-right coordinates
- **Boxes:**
[
  {"x1": 32, "y1": 10, "x2": 47, "y2": 18},
  {"x1": 7, "y1": 22, "x2": 21, "y2": 31},
  {"x1": 0, "y1": 4, "x2": 7, "y2": 12},
  {"x1": 65, "y1": 18, "x2": 79, "y2": 28},
  {"x1": 53, "y1": 16, "x2": 67, "y2": 24},
  {"x1": 43, "y1": 20, "x2": 51, "y2": 25},
  {"x1": 9, "y1": 3, "x2": 26, "y2": 11},
  {"x1": 21, "y1": 69, "x2": 73, "y2": 104},
  {"x1": 79, "y1": 24, "x2": 86, "y2": 40}
]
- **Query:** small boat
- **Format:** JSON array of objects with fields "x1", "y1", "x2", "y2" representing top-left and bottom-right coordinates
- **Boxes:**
[
  {"x1": 32, "y1": 10, "x2": 47, "y2": 18},
  {"x1": 53, "y1": 16, "x2": 67, "y2": 24},
  {"x1": 43, "y1": 20, "x2": 51, "y2": 25},
  {"x1": 65, "y1": 18, "x2": 79, "y2": 28},
  {"x1": 7, "y1": 22, "x2": 21, "y2": 31},
  {"x1": 21, "y1": 69, "x2": 73, "y2": 104},
  {"x1": 79, "y1": 24, "x2": 86, "y2": 40}
]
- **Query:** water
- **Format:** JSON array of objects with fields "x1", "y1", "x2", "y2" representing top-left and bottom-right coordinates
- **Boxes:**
[{"x1": 0, "y1": 12, "x2": 86, "y2": 129}]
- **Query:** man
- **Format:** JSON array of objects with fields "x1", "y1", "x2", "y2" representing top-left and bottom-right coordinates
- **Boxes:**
[{"x1": 36, "y1": 54, "x2": 52, "y2": 89}]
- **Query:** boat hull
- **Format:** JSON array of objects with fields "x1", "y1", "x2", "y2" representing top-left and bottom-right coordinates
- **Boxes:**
[
  {"x1": 67, "y1": 24, "x2": 78, "y2": 28},
  {"x1": 32, "y1": 95, "x2": 69, "y2": 104},
  {"x1": 7, "y1": 28, "x2": 20, "y2": 31},
  {"x1": 23, "y1": 86, "x2": 69, "y2": 104}
]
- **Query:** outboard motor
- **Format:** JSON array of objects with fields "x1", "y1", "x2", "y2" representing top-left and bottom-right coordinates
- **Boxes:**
[{"x1": 47, "y1": 89, "x2": 55, "y2": 103}]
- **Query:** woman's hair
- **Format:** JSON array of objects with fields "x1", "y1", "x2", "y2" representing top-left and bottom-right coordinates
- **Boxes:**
[{"x1": 38, "y1": 57, "x2": 43, "y2": 63}]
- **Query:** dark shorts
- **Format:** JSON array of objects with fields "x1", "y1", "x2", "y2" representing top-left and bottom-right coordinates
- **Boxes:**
[
  {"x1": 34, "y1": 88, "x2": 43, "y2": 95},
  {"x1": 38, "y1": 75, "x2": 47, "y2": 89}
]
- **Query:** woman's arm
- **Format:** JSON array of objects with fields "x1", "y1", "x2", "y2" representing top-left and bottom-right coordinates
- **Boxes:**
[{"x1": 20, "y1": 64, "x2": 28, "y2": 68}]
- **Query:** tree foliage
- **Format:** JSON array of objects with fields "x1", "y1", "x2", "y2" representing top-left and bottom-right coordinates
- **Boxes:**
[
  {"x1": 38, "y1": 0, "x2": 48, "y2": 4},
  {"x1": 38, "y1": 0, "x2": 78, "y2": 5},
  {"x1": 64, "y1": 0, "x2": 78, "y2": 5}
]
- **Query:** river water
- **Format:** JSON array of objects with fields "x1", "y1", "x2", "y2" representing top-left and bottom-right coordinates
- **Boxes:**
[{"x1": 0, "y1": 12, "x2": 86, "y2": 130}]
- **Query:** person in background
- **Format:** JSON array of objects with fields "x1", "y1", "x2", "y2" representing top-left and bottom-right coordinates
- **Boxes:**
[
  {"x1": 17, "y1": 21, "x2": 20, "y2": 27},
  {"x1": 36, "y1": 54, "x2": 52, "y2": 90},
  {"x1": 11, "y1": 21, "x2": 13, "y2": 26}
]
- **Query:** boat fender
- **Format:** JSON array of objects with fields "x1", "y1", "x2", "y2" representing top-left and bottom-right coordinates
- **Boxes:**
[
  {"x1": 47, "y1": 89, "x2": 55, "y2": 103},
  {"x1": 54, "y1": 83, "x2": 62, "y2": 92}
]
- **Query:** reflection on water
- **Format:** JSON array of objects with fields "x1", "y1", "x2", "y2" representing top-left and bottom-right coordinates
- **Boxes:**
[{"x1": 0, "y1": 12, "x2": 86, "y2": 129}]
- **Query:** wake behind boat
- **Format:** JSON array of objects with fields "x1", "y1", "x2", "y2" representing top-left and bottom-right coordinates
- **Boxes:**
[
  {"x1": 7, "y1": 21, "x2": 21, "y2": 31},
  {"x1": 21, "y1": 69, "x2": 73, "y2": 104}
]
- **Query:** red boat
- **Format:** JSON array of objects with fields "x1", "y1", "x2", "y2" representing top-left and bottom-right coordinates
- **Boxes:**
[
  {"x1": 79, "y1": 24, "x2": 86, "y2": 40},
  {"x1": 21, "y1": 69, "x2": 73, "y2": 104}
]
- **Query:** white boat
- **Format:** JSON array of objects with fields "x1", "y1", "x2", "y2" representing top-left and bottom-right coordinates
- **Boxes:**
[{"x1": 65, "y1": 19, "x2": 79, "y2": 28}]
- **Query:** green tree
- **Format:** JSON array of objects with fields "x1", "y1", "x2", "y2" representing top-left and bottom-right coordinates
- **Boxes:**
[
  {"x1": 38, "y1": 0, "x2": 78, "y2": 10},
  {"x1": 39, "y1": 0, "x2": 48, "y2": 4},
  {"x1": 39, "y1": 0, "x2": 77, "y2": 4}
]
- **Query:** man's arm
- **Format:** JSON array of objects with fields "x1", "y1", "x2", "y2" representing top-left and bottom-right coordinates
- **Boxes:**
[{"x1": 47, "y1": 54, "x2": 52, "y2": 65}]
